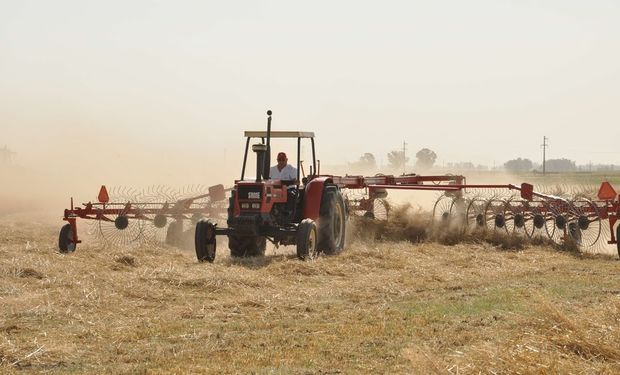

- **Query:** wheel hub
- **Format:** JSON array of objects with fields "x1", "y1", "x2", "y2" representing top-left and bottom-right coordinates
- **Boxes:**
[
  {"x1": 115, "y1": 216, "x2": 129, "y2": 230},
  {"x1": 494, "y1": 214, "x2": 505, "y2": 228}
]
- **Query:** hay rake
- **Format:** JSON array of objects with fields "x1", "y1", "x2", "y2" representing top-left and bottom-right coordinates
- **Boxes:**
[
  {"x1": 57, "y1": 172, "x2": 620, "y2": 258},
  {"x1": 59, "y1": 184, "x2": 229, "y2": 252},
  {"x1": 430, "y1": 182, "x2": 617, "y2": 254},
  {"x1": 329, "y1": 174, "x2": 619, "y2": 256}
]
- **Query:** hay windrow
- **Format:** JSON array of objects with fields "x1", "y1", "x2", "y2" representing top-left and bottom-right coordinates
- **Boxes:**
[{"x1": 350, "y1": 202, "x2": 540, "y2": 252}]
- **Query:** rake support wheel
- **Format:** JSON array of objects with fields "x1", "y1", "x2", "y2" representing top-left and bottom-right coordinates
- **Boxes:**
[{"x1": 58, "y1": 224, "x2": 76, "y2": 253}]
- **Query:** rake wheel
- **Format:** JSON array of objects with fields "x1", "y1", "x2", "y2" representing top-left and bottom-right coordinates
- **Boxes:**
[
  {"x1": 484, "y1": 199, "x2": 508, "y2": 233},
  {"x1": 448, "y1": 197, "x2": 468, "y2": 233},
  {"x1": 503, "y1": 200, "x2": 529, "y2": 237},
  {"x1": 433, "y1": 194, "x2": 465, "y2": 231},
  {"x1": 91, "y1": 187, "x2": 148, "y2": 247},
  {"x1": 524, "y1": 201, "x2": 547, "y2": 239},
  {"x1": 432, "y1": 194, "x2": 454, "y2": 226},
  {"x1": 138, "y1": 186, "x2": 179, "y2": 245},
  {"x1": 465, "y1": 197, "x2": 487, "y2": 232},
  {"x1": 363, "y1": 198, "x2": 390, "y2": 220},
  {"x1": 567, "y1": 199, "x2": 602, "y2": 250},
  {"x1": 165, "y1": 220, "x2": 185, "y2": 247},
  {"x1": 544, "y1": 200, "x2": 572, "y2": 245},
  {"x1": 96, "y1": 210, "x2": 146, "y2": 247}
]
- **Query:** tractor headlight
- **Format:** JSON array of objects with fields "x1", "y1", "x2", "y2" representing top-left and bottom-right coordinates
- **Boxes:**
[
  {"x1": 241, "y1": 203, "x2": 249, "y2": 209},
  {"x1": 251, "y1": 203, "x2": 261, "y2": 209}
]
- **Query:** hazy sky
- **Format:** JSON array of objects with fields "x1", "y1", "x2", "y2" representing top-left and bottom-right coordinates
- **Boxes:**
[{"x1": 1, "y1": 0, "x2": 619, "y2": 180}]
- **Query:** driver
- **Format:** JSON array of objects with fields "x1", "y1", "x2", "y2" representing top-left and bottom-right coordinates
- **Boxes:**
[{"x1": 269, "y1": 152, "x2": 297, "y2": 180}]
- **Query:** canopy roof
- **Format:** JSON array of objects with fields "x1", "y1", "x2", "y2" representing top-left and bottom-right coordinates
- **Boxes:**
[{"x1": 244, "y1": 131, "x2": 315, "y2": 138}]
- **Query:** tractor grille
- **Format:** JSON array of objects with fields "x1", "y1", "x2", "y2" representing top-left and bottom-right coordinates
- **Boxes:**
[
  {"x1": 230, "y1": 215, "x2": 259, "y2": 235},
  {"x1": 238, "y1": 185, "x2": 262, "y2": 201}
]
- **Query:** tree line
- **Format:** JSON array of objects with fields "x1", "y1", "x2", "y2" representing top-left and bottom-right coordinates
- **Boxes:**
[
  {"x1": 349, "y1": 150, "x2": 616, "y2": 173},
  {"x1": 349, "y1": 148, "x2": 437, "y2": 172}
]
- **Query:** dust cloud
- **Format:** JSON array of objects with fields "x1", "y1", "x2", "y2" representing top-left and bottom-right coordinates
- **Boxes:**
[{"x1": 0, "y1": 123, "x2": 242, "y2": 219}]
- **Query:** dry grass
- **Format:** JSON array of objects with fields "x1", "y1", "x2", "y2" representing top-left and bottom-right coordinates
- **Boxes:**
[{"x1": 1, "y1": 214, "x2": 620, "y2": 374}]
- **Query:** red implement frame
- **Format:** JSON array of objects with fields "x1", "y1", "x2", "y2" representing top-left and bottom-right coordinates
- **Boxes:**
[{"x1": 61, "y1": 184, "x2": 230, "y2": 247}]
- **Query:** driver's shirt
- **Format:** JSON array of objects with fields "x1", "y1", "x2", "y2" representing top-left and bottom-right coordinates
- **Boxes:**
[{"x1": 269, "y1": 164, "x2": 297, "y2": 180}]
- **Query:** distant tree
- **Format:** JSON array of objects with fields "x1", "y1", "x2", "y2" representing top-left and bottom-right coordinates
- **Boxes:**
[
  {"x1": 504, "y1": 158, "x2": 533, "y2": 172},
  {"x1": 546, "y1": 158, "x2": 576, "y2": 172},
  {"x1": 358, "y1": 153, "x2": 377, "y2": 169},
  {"x1": 387, "y1": 150, "x2": 409, "y2": 171},
  {"x1": 350, "y1": 153, "x2": 377, "y2": 170},
  {"x1": 414, "y1": 148, "x2": 437, "y2": 170}
]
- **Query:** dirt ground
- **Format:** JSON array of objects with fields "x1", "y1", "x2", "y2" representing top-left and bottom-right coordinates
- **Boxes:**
[{"x1": 1, "y1": 213, "x2": 620, "y2": 374}]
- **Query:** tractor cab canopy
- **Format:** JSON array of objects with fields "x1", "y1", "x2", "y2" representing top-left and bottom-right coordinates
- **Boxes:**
[
  {"x1": 240, "y1": 130, "x2": 317, "y2": 183},
  {"x1": 244, "y1": 131, "x2": 315, "y2": 139}
]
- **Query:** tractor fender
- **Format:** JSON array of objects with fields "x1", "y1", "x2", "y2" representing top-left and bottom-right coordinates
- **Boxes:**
[{"x1": 303, "y1": 177, "x2": 333, "y2": 221}]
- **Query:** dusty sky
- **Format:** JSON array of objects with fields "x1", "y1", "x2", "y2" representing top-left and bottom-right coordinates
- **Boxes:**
[{"x1": 1, "y1": 0, "x2": 619, "y2": 186}]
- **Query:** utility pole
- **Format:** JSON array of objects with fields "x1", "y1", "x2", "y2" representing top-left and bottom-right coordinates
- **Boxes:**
[
  {"x1": 402, "y1": 141, "x2": 407, "y2": 175},
  {"x1": 541, "y1": 136, "x2": 548, "y2": 175}
]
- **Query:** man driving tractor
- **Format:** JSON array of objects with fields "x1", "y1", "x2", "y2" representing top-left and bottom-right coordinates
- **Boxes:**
[{"x1": 269, "y1": 152, "x2": 297, "y2": 180}]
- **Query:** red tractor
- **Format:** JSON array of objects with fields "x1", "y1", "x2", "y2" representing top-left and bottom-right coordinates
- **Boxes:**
[{"x1": 194, "y1": 110, "x2": 347, "y2": 262}]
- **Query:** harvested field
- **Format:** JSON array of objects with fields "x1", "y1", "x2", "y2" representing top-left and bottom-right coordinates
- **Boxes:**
[{"x1": 1, "y1": 213, "x2": 620, "y2": 374}]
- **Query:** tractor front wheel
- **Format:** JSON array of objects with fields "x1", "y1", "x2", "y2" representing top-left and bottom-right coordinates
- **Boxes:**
[
  {"x1": 195, "y1": 220, "x2": 217, "y2": 263},
  {"x1": 297, "y1": 219, "x2": 318, "y2": 260}
]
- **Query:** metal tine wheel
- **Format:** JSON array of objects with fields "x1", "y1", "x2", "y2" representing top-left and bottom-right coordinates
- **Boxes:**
[
  {"x1": 95, "y1": 186, "x2": 147, "y2": 247},
  {"x1": 567, "y1": 199, "x2": 602, "y2": 250},
  {"x1": 484, "y1": 198, "x2": 508, "y2": 233}
]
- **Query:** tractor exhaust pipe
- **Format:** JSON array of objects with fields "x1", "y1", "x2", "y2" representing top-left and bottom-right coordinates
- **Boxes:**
[
  {"x1": 263, "y1": 110, "x2": 272, "y2": 179},
  {"x1": 251, "y1": 110, "x2": 273, "y2": 182},
  {"x1": 253, "y1": 144, "x2": 268, "y2": 182}
]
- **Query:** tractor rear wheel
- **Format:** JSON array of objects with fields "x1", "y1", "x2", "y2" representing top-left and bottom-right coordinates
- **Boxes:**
[
  {"x1": 297, "y1": 219, "x2": 318, "y2": 260},
  {"x1": 317, "y1": 186, "x2": 346, "y2": 255},
  {"x1": 228, "y1": 235, "x2": 266, "y2": 257},
  {"x1": 617, "y1": 225, "x2": 620, "y2": 259},
  {"x1": 195, "y1": 220, "x2": 217, "y2": 262},
  {"x1": 58, "y1": 224, "x2": 76, "y2": 253}
]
